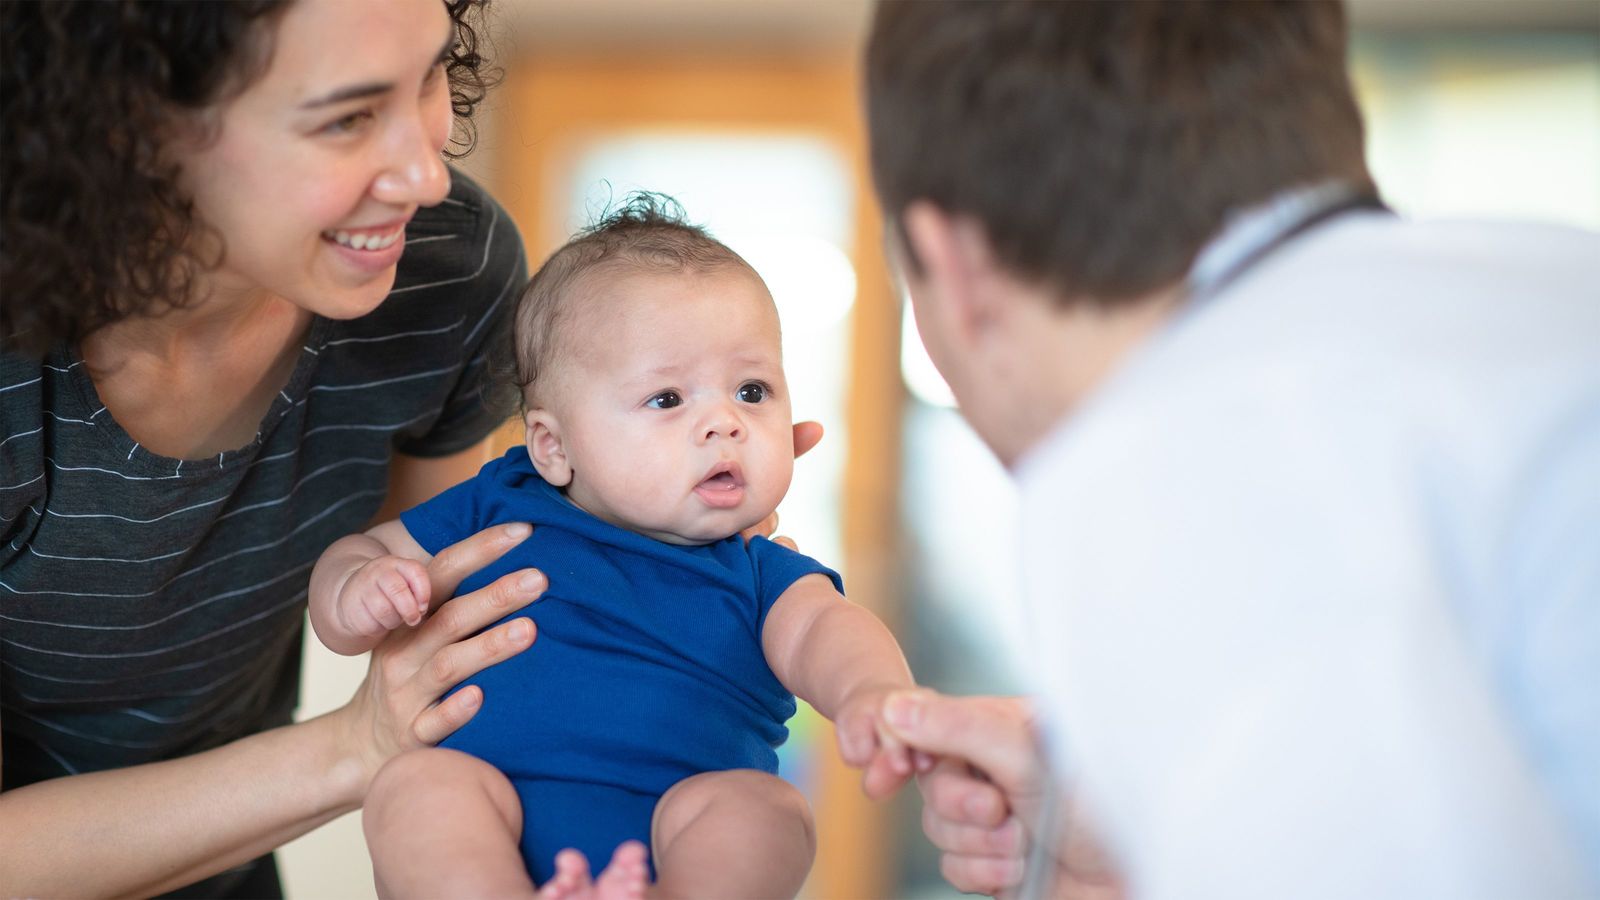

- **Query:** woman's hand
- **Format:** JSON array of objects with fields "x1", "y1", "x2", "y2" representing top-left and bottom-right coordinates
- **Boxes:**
[
  {"x1": 883, "y1": 690, "x2": 1124, "y2": 899},
  {"x1": 335, "y1": 522, "x2": 543, "y2": 793},
  {"x1": 743, "y1": 421, "x2": 824, "y2": 547}
]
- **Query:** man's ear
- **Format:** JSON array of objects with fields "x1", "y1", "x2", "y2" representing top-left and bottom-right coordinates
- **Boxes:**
[
  {"x1": 901, "y1": 202, "x2": 1010, "y2": 343},
  {"x1": 524, "y1": 409, "x2": 573, "y2": 487}
]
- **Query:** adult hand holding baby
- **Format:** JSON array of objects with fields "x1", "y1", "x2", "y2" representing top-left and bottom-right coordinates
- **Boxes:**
[{"x1": 333, "y1": 522, "x2": 545, "y2": 793}]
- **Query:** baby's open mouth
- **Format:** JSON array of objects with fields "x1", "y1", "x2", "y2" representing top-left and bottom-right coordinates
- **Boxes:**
[
  {"x1": 700, "y1": 470, "x2": 741, "y2": 490},
  {"x1": 695, "y1": 462, "x2": 746, "y2": 504}
]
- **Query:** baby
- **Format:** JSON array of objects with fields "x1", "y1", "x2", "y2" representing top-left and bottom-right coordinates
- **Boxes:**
[{"x1": 309, "y1": 195, "x2": 915, "y2": 899}]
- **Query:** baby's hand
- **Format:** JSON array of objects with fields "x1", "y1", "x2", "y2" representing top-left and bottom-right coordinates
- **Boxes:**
[
  {"x1": 336, "y1": 555, "x2": 433, "y2": 639},
  {"x1": 835, "y1": 685, "x2": 918, "y2": 801}
]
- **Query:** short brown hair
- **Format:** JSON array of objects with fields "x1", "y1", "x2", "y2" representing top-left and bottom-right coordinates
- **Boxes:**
[
  {"x1": 506, "y1": 192, "x2": 757, "y2": 407},
  {"x1": 866, "y1": 0, "x2": 1372, "y2": 306}
]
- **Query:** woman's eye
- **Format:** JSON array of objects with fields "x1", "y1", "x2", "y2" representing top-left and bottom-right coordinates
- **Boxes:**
[
  {"x1": 323, "y1": 110, "x2": 374, "y2": 135},
  {"x1": 646, "y1": 391, "x2": 682, "y2": 410},
  {"x1": 737, "y1": 383, "x2": 767, "y2": 404}
]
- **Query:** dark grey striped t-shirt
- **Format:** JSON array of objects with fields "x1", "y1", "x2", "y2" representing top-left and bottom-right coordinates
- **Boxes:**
[{"x1": 0, "y1": 169, "x2": 526, "y2": 788}]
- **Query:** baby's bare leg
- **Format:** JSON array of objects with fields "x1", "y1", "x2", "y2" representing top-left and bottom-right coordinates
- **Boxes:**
[
  {"x1": 363, "y1": 748, "x2": 533, "y2": 899},
  {"x1": 650, "y1": 770, "x2": 816, "y2": 900}
]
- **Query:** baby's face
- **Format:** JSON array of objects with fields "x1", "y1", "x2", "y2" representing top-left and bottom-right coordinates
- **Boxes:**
[{"x1": 532, "y1": 265, "x2": 794, "y2": 545}]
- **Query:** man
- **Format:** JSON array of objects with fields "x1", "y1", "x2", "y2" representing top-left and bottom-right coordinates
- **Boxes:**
[{"x1": 863, "y1": 2, "x2": 1600, "y2": 897}]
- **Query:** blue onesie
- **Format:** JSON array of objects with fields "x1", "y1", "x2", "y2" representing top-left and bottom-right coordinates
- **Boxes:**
[{"x1": 399, "y1": 447, "x2": 842, "y2": 882}]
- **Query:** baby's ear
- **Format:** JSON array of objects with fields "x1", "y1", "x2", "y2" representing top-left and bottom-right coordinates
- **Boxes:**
[{"x1": 524, "y1": 409, "x2": 573, "y2": 487}]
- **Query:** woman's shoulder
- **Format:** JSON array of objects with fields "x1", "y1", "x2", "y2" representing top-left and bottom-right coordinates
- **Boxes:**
[
  {"x1": 393, "y1": 166, "x2": 525, "y2": 292},
  {"x1": 337, "y1": 166, "x2": 527, "y2": 341}
]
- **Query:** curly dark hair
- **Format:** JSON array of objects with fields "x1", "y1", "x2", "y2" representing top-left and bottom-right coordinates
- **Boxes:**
[{"x1": 0, "y1": 0, "x2": 497, "y2": 359}]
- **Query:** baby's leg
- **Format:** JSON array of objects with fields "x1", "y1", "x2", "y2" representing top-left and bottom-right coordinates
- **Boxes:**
[
  {"x1": 650, "y1": 770, "x2": 816, "y2": 900},
  {"x1": 363, "y1": 748, "x2": 533, "y2": 899}
]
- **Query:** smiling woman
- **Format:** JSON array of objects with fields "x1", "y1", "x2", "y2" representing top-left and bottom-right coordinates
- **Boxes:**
[{"x1": 0, "y1": 2, "x2": 550, "y2": 898}]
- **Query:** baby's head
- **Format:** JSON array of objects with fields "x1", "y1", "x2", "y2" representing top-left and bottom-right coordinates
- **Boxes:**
[{"x1": 509, "y1": 194, "x2": 793, "y2": 546}]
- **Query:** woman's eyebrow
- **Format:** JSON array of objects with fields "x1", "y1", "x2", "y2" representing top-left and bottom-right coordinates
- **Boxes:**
[{"x1": 298, "y1": 31, "x2": 455, "y2": 110}]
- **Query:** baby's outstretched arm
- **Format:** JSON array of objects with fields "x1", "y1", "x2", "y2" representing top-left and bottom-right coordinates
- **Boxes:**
[
  {"x1": 309, "y1": 519, "x2": 434, "y2": 656},
  {"x1": 762, "y1": 574, "x2": 916, "y2": 800}
]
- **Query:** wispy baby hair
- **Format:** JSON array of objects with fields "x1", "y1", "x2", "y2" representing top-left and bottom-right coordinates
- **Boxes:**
[{"x1": 505, "y1": 190, "x2": 757, "y2": 408}]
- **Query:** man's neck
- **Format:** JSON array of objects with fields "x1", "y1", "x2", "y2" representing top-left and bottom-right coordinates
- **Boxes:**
[{"x1": 992, "y1": 280, "x2": 1184, "y2": 468}]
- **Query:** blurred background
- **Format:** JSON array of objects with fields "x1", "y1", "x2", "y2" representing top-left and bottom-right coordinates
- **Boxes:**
[{"x1": 284, "y1": 1, "x2": 1600, "y2": 896}]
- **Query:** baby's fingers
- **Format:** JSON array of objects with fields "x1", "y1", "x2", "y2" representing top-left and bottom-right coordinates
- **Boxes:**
[
  {"x1": 862, "y1": 748, "x2": 914, "y2": 801},
  {"x1": 835, "y1": 709, "x2": 878, "y2": 767},
  {"x1": 363, "y1": 584, "x2": 406, "y2": 631},
  {"x1": 393, "y1": 558, "x2": 432, "y2": 625},
  {"x1": 879, "y1": 724, "x2": 914, "y2": 777}
]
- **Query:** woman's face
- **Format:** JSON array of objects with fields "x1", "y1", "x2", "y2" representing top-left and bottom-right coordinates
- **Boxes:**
[{"x1": 172, "y1": 0, "x2": 456, "y2": 319}]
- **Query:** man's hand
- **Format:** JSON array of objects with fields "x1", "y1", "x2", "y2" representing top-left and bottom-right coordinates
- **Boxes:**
[
  {"x1": 882, "y1": 690, "x2": 1124, "y2": 899},
  {"x1": 834, "y1": 684, "x2": 916, "y2": 800}
]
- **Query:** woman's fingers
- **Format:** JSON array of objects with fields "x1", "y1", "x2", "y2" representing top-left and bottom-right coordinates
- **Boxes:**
[
  {"x1": 410, "y1": 685, "x2": 483, "y2": 746},
  {"x1": 424, "y1": 522, "x2": 532, "y2": 601},
  {"x1": 421, "y1": 616, "x2": 535, "y2": 696},
  {"x1": 403, "y1": 567, "x2": 545, "y2": 663}
]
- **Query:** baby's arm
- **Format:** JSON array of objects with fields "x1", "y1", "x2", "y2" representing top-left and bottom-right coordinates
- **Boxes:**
[
  {"x1": 308, "y1": 519, "x2": 434, "y2": 656},
  {"x1": 762, "y1": 574, "x2": 916, "y2": 799}
]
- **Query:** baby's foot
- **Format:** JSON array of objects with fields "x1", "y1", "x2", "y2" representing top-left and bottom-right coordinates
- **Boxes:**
[
  {"x1": 536, "y1": 849, "x2": 594, "y2": 900},
  {"x1": 536, "y1": 843, "x2": 648, "y2": 900},
  {"x1": 593, "y1": 841, "x2": 648, "y2": 900}
]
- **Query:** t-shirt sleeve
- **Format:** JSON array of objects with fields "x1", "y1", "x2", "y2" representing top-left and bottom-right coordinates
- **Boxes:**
[
  {"x1": 0, "y1": 354, "x2": 46, "y2": 569},
  {"x1": 747, "y1": 536, "x2": 845, "y2": 629},
  {"x1": 399, "y1": 458, "x2": 503, "y2": 556},
  {"x1": 390, "y1": 172, "x2": 528, "y2": 458}
]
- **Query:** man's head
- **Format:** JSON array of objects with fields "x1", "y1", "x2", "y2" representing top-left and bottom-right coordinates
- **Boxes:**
[
  {"x1": 867, "y1": 0, "x2": 1370, "y2": 464},
  {"x1": 511, "y1": 194, "x2": 795, "y2": 545}
]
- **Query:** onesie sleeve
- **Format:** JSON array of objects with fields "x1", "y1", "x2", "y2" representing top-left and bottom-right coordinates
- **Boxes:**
[
  {"x1": 399, "y1": 454, "x2": 505, "y2": 556},
  {"x1": 747, "y1": 536, "x2": 845, "y2": 630}
]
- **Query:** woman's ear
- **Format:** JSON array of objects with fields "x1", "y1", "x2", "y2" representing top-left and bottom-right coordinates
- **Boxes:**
[{"x1": 524, "y1": 409, "x2": 573, "y2": 487}]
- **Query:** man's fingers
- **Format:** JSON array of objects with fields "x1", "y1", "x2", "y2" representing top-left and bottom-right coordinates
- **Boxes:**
[
  {"x1": 922, "y1": 807, "x2": 1026, "y2": 857},
  {"x1": 425, "y1": 522, "x2": 532, "y2": 601},
  {"x1": 884, "y1": 691, "x2": 1041, "y2": 799},
  {"x1": 939, "y1": 852, "x2": 1025, "y2": 896},
  {"x1": 792, "y1": 421, "x2": 823, "y2": 459},
  {"x1": 918, "y1": 758, "x2": 1011, "y2": 828},
  {"x1": 861, "y1": 751, "x2": 913, "y2": 801}
]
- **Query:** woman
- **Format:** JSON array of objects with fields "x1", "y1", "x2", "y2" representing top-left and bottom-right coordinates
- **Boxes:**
[{"x1": 0, "y1": 1, "x2": 542, "y2": 895}]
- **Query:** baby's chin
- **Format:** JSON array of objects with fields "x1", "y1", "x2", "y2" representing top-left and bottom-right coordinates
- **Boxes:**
[{"x1": 641, "y1": 509, "x2": 775, "y2": 547}]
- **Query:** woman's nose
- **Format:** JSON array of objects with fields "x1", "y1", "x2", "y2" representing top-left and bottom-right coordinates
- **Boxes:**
[{"x1": 372, "y1": 117, "x2": 450, "y2": 208}]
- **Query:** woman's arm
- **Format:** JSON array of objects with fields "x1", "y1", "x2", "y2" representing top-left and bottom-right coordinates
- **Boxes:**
[{"x1": 0, "y1": 517, "x2": 544, "y2": 898}]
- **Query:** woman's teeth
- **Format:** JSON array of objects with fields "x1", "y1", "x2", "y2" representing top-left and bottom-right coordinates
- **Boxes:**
[{"x1": 322, "y1": 228, "x2": 402, "y2": 251}]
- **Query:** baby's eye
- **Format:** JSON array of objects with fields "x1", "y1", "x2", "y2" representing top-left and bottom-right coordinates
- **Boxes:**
[
  {"x1": 646, "y1": 390, "x2": 682, "y2": 410},
  {"x1": 736, "y1": 382, "x2": 768, "y2": 404}
]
